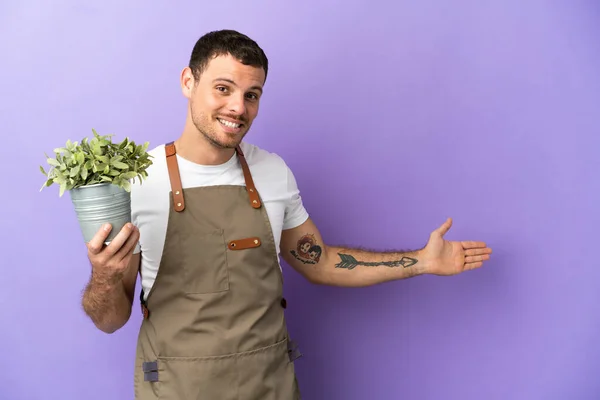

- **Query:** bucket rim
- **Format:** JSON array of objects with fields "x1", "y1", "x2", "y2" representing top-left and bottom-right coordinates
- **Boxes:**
[{"x1": 72, "y1": 182, "x2": 115, "y2": 190}]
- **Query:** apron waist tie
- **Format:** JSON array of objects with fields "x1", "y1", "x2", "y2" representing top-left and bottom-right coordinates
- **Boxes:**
[{"x1": 142, "y1": 361, "x2": 158, "y2": 382}]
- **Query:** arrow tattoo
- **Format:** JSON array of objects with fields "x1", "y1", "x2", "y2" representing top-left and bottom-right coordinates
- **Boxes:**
[{"x1": 335, "y1": 253, "x2": 418, "y2": 270}]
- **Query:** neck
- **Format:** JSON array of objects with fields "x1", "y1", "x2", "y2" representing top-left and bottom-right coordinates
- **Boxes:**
[{"x1": 174, "y1": 121, "x2": 236, "y2": 166}]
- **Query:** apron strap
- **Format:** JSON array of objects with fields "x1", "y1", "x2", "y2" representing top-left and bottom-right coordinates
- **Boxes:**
[
  {"x1": 163, "y1": 141, "x2": 262, "y2": 212},
  {"x1": 165, "y1": 142, "x2": 185, "y2": 212},
  {"x1": 235, "y1": 146, "x2": 262, "y2": 209}
]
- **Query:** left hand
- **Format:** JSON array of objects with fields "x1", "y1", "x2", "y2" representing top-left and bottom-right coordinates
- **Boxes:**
[{"x1": 422, "y1": 218, "x2": 492, "y2": 276}]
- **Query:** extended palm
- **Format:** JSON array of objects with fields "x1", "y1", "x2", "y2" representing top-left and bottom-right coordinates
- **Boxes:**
[{"x1": 422, "y1": 218, "x2": 492, "y2": 276}]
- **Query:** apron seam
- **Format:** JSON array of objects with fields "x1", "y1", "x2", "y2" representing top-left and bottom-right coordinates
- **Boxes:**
[{"x1": 157, "y1": 337, "x2": 288, "y2": 361}]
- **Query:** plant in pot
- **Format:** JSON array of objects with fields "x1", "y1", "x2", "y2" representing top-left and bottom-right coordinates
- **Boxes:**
[{"x1": 40, "y1": 129, "x2": 153, "y2": 243}]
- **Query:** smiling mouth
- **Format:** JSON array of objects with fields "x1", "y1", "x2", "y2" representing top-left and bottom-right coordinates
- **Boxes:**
[{"x1": 217, "y1": 118, "x2": 242, "y2": 129}]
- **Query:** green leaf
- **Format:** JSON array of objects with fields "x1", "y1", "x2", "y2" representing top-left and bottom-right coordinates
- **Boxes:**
[
  {"x1": 121, "y1": 171, "x2": 138, "y2": 180},
  {"x1": 54, "y1": 174, "x2": 67, "y2": 185},
  {"x1": 40, "y1": 165, "x2": 47, "y2": 176},
  {"x1": 112, "y1": 161, "x2": 129, "y2": 169},
  {"x1": 91, "y1": 143, "x2": 103, "y2": 155},
  {"x1": 75, "y1": 152, "x2": 85, "y2": 165},
  {"x1": 39, "y1": 178, "x2": 53, "y2": 191},
  {"x1": 120, "y1": 179, "x2": 131, "y2": 191}
]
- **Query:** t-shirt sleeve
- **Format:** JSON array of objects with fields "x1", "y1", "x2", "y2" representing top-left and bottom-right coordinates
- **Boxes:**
[
  {"x1": 283, "y1": 163, "x2": 309, "y2": 230},
  {"x1": 133, "y1": 240, "x2": 141, "y2": 254},
  {"x1": 130, "y1": 181, "x2": 142, "y2": 255}
]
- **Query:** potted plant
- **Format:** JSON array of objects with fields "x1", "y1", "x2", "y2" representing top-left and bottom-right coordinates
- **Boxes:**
[{"x1": 40, "y1": 129, "x2": 153, "y2": 243}]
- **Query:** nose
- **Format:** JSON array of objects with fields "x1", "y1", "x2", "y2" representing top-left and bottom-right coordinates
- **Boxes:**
[{"x1": 227, "y1": 94, "x2": 246, "y2": 116}]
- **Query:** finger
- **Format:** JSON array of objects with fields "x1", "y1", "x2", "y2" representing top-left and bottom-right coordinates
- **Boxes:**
[
  {"x1": 116, "y1": 226, "x2": 140, "y2": 262},
  {"x1": 103, "y1": 223, "x2": 136, "y2": 257},
  {"x1": 87, "y1": 224, "x2": 112, "y2": 255},
  {"x1": 465, "y1": 248, "x2": 493, "y2": 256},
  {"x1": 435, "y1": 218, "x2": 453, "y2": 236},
  {"x1": 465, "y1": 254, "x2": 490, "y2": 263},
  {"x1": 465, "y1": 261, "x2": 483, "y2": 270},
  {"x1": 461, "y1": 241, "x2": 487, "y2": 249}
]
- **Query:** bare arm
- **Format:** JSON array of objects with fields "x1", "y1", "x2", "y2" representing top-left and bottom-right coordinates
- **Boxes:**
[
  {"x1": 280, "y1": 217, "x2": 492, "y2": 286},
  {"x1": 82, "y1": 223, "x2": 140, "y2": 333}
]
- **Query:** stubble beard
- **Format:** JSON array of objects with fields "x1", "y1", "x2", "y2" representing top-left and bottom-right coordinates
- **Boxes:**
[{"x1": 191, "y1": 108, "x2": 248, "y2": 150}]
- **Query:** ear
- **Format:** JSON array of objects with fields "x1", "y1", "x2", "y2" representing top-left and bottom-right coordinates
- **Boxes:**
[{"x1": 180, "y1": 67, "x2": 195, "y2": 99}]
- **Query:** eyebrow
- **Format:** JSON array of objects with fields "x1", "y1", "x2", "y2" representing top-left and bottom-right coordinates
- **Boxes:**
[{"x1": 213, "y1": 78, "x2": 263, "y2": 93}]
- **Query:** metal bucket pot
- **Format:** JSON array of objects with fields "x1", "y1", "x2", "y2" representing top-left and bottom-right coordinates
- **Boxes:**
[{"x1": 69, "y1": 183, "x2": 131, "y2": 243}]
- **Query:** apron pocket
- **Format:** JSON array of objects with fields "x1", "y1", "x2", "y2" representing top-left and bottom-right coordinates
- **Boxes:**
[
  {"x1": 156, "y1": 356, "x2": 238, "y2": 400},
  {"x1": 182, "y1": 229, "x2": 230, "y2": 294},
  {"x1": 235, "y1": 338, "x2": 300, "y2": 400},
  {"x1": 156, "y1": 338, "x2": 299, "y2": 400}
]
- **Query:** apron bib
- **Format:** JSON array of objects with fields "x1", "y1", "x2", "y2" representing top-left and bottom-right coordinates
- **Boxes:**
[{"x1": 133, "y1": 142, "x2": 301, "y2": 400}]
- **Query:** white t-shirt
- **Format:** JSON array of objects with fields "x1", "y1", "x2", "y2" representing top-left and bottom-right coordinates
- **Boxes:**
[{"x1": 131, "y1": 142, "x2": 309, "y2": 301}]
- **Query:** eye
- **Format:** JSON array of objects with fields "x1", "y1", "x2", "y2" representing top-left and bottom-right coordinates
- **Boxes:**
[
  {"x1": 215, "y1": 86, "x2": 228, "y2": 93},
  {"x1": 246, "y1": 92, "x2": 259, "y2": 101}
]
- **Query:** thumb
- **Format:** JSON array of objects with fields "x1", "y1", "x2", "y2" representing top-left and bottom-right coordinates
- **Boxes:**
[{"x1": 434, "y1": 217, "x2": 453, "y2": 236}]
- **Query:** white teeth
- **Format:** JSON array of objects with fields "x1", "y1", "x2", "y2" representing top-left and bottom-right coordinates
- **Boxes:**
[{"x1": 218, "y1": 119, "x2": 241, "y2": 129}]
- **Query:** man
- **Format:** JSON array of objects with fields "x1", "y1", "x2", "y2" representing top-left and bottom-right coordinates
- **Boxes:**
[{"x1": 81, "y1": 29, "x2": 492, "y2": 399}]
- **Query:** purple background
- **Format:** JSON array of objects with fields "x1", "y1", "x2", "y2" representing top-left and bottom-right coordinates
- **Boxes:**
[{"x1": 1, "y1": 1, "x2": 599, "y2": 399}]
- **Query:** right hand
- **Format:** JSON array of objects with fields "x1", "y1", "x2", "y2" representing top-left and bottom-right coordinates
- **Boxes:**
[{"x1": 87, "y1": 222, "x2": 140, "y2": 283}]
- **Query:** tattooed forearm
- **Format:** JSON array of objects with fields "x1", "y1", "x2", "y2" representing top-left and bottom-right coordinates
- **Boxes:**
[
  {"x1": 335, "y1": 253, "x2": 418, "y2": 270},
  {"x1": 285, "y1": 230, "x2": 425, "y2": 286}
]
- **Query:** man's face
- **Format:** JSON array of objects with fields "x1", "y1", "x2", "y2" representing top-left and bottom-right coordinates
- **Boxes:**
[{"x1": 183, "y1": 54, "x2": 265, "y2": 149}]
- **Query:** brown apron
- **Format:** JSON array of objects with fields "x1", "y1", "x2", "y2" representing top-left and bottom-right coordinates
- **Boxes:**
[{"x1": 133, "y1": 142, "x2": 302, "y2": 400}]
